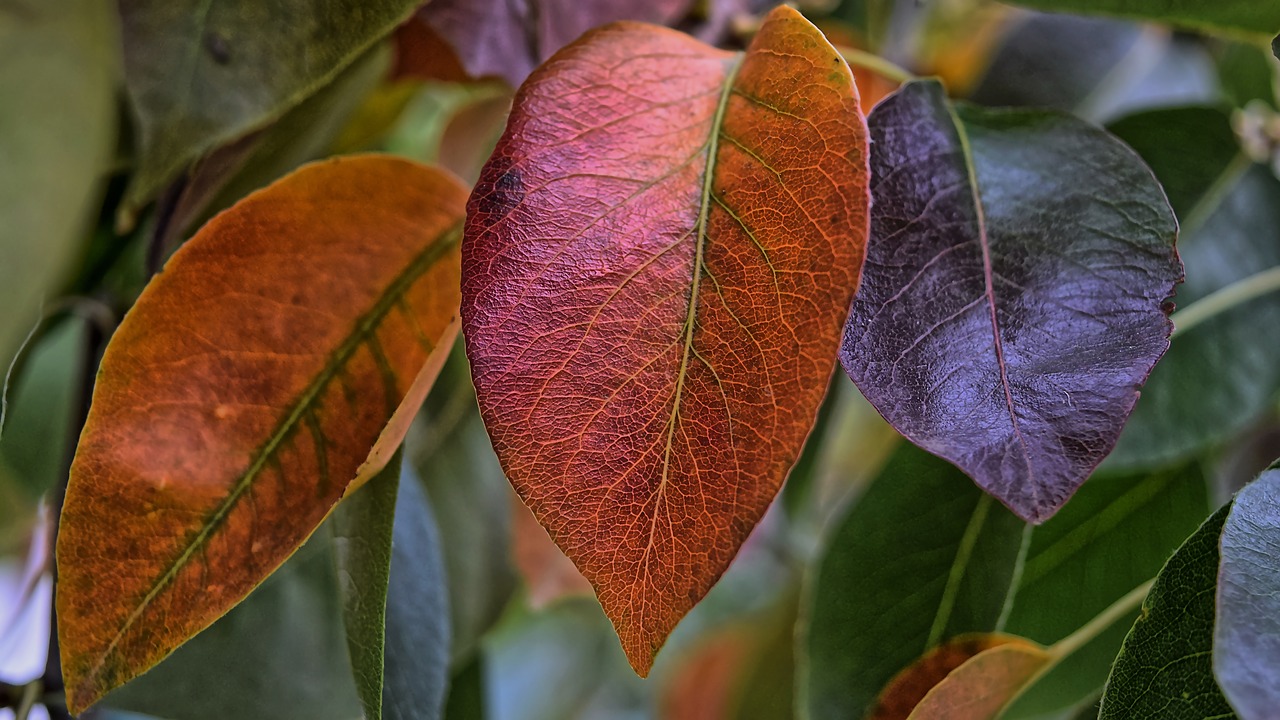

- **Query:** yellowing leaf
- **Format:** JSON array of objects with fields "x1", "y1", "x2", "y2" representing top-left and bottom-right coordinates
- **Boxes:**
[{"x1": 56, "y1": 156, "x2": 466, "y2": 712}]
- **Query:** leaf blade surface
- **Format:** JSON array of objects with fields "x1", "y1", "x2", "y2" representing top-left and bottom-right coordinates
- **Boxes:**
[
  {"x1": 57, "y1": 155, "x2": 466, "y2": 711},
  {"x1": 461, "y1": 6, "x2": 871, "y2": 672},
  {"x1": 841, "y1": 79, "x2": 1180, "y2": 521}
]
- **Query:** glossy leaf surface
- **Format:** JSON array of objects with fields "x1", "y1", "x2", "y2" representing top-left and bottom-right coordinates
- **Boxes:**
[
  {"x1": 462, "y1": 6, "x2": 870, "y2": 673},
  {"x1": 57, "y1": 156, "x2": 466, "y2": 711},
  {"x1": 803, "y1": 444, "x2": 1027, "y2": 720},
  {"x1": 1099, "y1": 506, "x2": 1236, "y2": 719},
  {"x1": 117, "y1": 0, "x2": 422, "y2": 209},
  {"x1": 1007, "y1": 0, "x2": 1280, "y2": 38},
  {"x1": 0, "y1": 0, "x2": 116, "y2": 373},
  {"x1": 841, "y1": 79, "x2": 1180, "y2": 522},
  {"x1": 1106, "y1": 108, "x2": 1280, "y2": 470},
  {"x1": 1215, "y1": 464, "x2": 1280, "y2": 719}
]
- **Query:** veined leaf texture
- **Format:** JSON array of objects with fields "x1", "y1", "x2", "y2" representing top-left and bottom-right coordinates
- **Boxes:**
[{"x1": 461, "y1": 6, "x2": 871, "y2": 672}]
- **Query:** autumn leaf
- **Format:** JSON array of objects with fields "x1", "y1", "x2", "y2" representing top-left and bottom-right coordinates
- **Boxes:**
[
  {"x1": 842, "y1": 79, "x2": 1180, "y2": 522},
  {"x1": 56, "y1": 155, "x2": 466, "y2": 712},
  {"x1": 869, "y1": 634, "x2": 1048, "y2": 720},
  {"x1": 461, "y1": 6, "x2": 870, "y2": 673}
]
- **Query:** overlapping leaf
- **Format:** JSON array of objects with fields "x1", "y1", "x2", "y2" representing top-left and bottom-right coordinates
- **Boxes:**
[
  {"x1": 117, "y1": 0, "x2": 423, "y2": 212},
  {"x1": 1007, "y1": 0, "x2": 1280, "y2": 38},
  {"x1": 1099, "y1": 506, "x2": 1236, "y2": 719},
  {"x1": 56, "y1": 156, "x2": 466, "y2": 711},
  {"x1": 415, "y1": 0, "x2": 693, "y2": 87},
  {"x1": 1215, "y1": 464, "x2": 1280, "y2": 719},
  {"x1": 804, "y1": 443, "x2": 1210, "y2": 719},
  {"x1": 461, "y1": 6, "x2": 870, "y2": 673},
  {"x1": 841, "y1": 79, "x2": 1180, "y2": 522},
  {"x1": 903, "y1": 638, "x2": 1052, "y2": 720},
  {"x1": 1106, "y1": 108, "x2": 1280, "y2": 470},
  {"x1": 0, "y1": 0, "x2": 116, "y2": 376}
]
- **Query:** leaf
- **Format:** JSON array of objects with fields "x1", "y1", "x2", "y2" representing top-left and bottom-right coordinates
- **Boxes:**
[
  {"x1": 869, "y1": 634, "x2": 1022, "y2": 720},
  {"x1": 416, "y1": 0, "x2": 693, "y2": 87},
  {"x1": 461, "y1": 6, "x2": 870, "y2": 674},
  {"x1": 1214, "y1": 464, "x2": 1280, "y2": 719},
  {"x1": 802, "y1": 444, "x2": 1028, "y2": 720},
  {"x1": 332, "y1": 449, "x2": 402, "y2": 720},
  {"x1": 1106, "y1": 108, "x2": 1280, "y2": 470},
  {"x1": 803, "y1": 443, "x2": 1211, "y2": 720},
  {"x1": 840, "y1": 79, "x2": 1180, "y2": 522},
  {"x1": 155, "y1": 43, "x2": 394, "y2": 256},
  {"x1": 0, "y1": 319, "x2": 86, "y2": 498},
  {"x1": 1098, "y1": 505, "x2": 1237, "y2": 720},
  {"x1": 408, "y1": 346, "x2": 518, "y2": 666},
  {"x1": 382, "y1": 459, "x2": 452, "y2": 720},
  {"x1": 56, "y1": 156, "x2": 466, "y2": 712},
  {"x1": 104, "y1": 529, "x2": 363, "y2": 720},
  {"x1": 485, "y1": 598, "x2": 647, "y2": 720},
  {"x1": 1006, "y1": 0, "x2": 1280, "y2": 38},
  {"x1": 905, "y1": 639, "x2": 1053, "y2": 720},
  {"x1": 968, "y1": 13, "x2": 1149, "y2": 117},
  {"x1": 0, "y1": 0, "x2": 117, "y2": 374},
  {"x1": 1216, "y1": 42, "x2": 1278, "y2": 110},
  {"x1": 117, "y1": 0, "x2": 423, "y2": 213},
  {"x1": 1273, "y1": 33, "x2": 1279, "y2": 59},
  {"x1": 443, "y1": 656, "x2": 486, "y2": 720},
  {"x1": 1000, "y1": 464, "x2": 1211, "y2": 717}
]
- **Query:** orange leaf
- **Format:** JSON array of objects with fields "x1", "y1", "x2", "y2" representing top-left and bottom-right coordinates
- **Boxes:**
[
  {"x1": 461, "y1": 6, "x2": 870, "y2": 674},
  {"x1": 56, "y1": 155, "x2": 466, "y2": 712},
  {"x1": 871, "y1": 634, "x2": 1053, "y2": 720}
]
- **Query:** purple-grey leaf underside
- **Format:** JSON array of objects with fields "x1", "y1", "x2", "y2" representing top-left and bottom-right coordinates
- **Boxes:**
[{"x1": 841, "y1": 80, "x2": 1181, "y2": 522}]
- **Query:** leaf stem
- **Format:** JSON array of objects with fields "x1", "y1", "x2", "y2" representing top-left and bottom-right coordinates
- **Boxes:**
[
  {"x1": 835, "y1": 45, "x2": 916, "y2": 85},
  {"x1": 1048, "y1": 579, "x2": 1154, "y2": 660},
  {"x1": 1171, "y1": 266, "x2": 1280, "y2": 338}
]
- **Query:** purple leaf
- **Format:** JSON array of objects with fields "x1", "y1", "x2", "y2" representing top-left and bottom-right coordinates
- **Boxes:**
[
  {"x1": 1215, "y1": 462, "x2": 1280, "y2": 720},
  {"x1": 419, "y1": 0, "x2": 693, "y2": 87},
  {"x1": 841, "y1": 80, "x2": 1180, "y2": 522}
]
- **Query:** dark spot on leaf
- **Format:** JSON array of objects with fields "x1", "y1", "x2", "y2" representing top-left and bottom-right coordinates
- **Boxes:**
[
  {"x1": 1160, "y1": 299, "x2": 1176, "y2": 315},
  {"x1": 206, "y1": 32, "x2": 231, "y2": 65},
  {"x1": 474, "y1": 156, "x2": 525, "y2": 218}
]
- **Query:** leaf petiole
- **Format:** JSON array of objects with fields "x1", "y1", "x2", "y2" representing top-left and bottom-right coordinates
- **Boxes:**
[
  {"x1": 835, "y1": 45, "x2": 916, "y2": 85},
  {"x1": 1171, "y1": 265, "x2": 1280, "y2": 338}
]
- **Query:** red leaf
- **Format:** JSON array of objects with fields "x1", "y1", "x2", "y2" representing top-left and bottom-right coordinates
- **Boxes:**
[{"x1": 462, "y1": 6, "x2": 870, "y2": 672}]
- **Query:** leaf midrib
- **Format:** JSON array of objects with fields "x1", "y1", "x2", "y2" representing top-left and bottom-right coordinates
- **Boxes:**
[
  {"x1": 944, "y1": 104, "x2": 1037, "y2": 488},
  {"x1": 87, "y1": 224, "x2": 462, "y2": 684},
  {"x1": 641, "y1": 53, "x2": 745, "y2": 584}
]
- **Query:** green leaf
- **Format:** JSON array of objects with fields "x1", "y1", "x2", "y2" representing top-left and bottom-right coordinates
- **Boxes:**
[
  {"x1": 485, "y1": 598, "x2": 646, "y2": 720},
  {"x1": 1106, "y1": 107, "x2": 1280, "y2": 470},
  {"x1": 1005, "y1": 0, "x2": 1280, "y2": 39},
  {"x1": 443, "y1": 656, "x2": 486, "y2": 720},
  {"x1": 1099, "y1": 506, "x2": 1236, "y2": 719},
  {"x1": 409, "y1": 347, "x2": 517, "y2": 666},
  {"x1": 104, "y1": 529, "x2": 363, "y2": 720},
  {"x1": 383, "y1": 461, "x2": 452, "y2": 720},
  {"x1": 804, "y1": 445, "x2": 1214, "y2": 719},
  {"x1": 117, "y1": 0, "x2": 421, "y2": 213},
  {"x1": 155, "y1": 42, "x2": 392, "y2": 255},
  {"x1": 332, "y1": 449, "x2": 402, "y2": 720},
  {"x1": 1001, "y1": 466, "x2": 1211, "y2": 717},
  {"x1": 0, "y1": 319, "x2": 85, "y2": 498},
  {"x1": 1214, "y1": 464, "x2": 1280, "y2": 718},
  {"x1": 1216, "y1": 42, "x2": 1278, "y2": 109},
  {"x1": 801, "y1": 444, "x2": 1028, "y2": 719},
  {"x1": 0, "y1": 0, "x2": 117, "y2": 374}
]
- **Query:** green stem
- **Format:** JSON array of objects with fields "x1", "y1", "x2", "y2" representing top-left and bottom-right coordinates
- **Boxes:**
[
  {"x1": 1171, "y1": 266, "x2": 1280, "y2": 338},
  {"x1": 15, "y1": 681, "x2": 40, "y2": 720},
  {"x1": 1048, "y1": 579, "x2": 1153, "y2": 660},
  {"x1": 835, "y1": 45, "x2": 916, "y2": 85}
]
